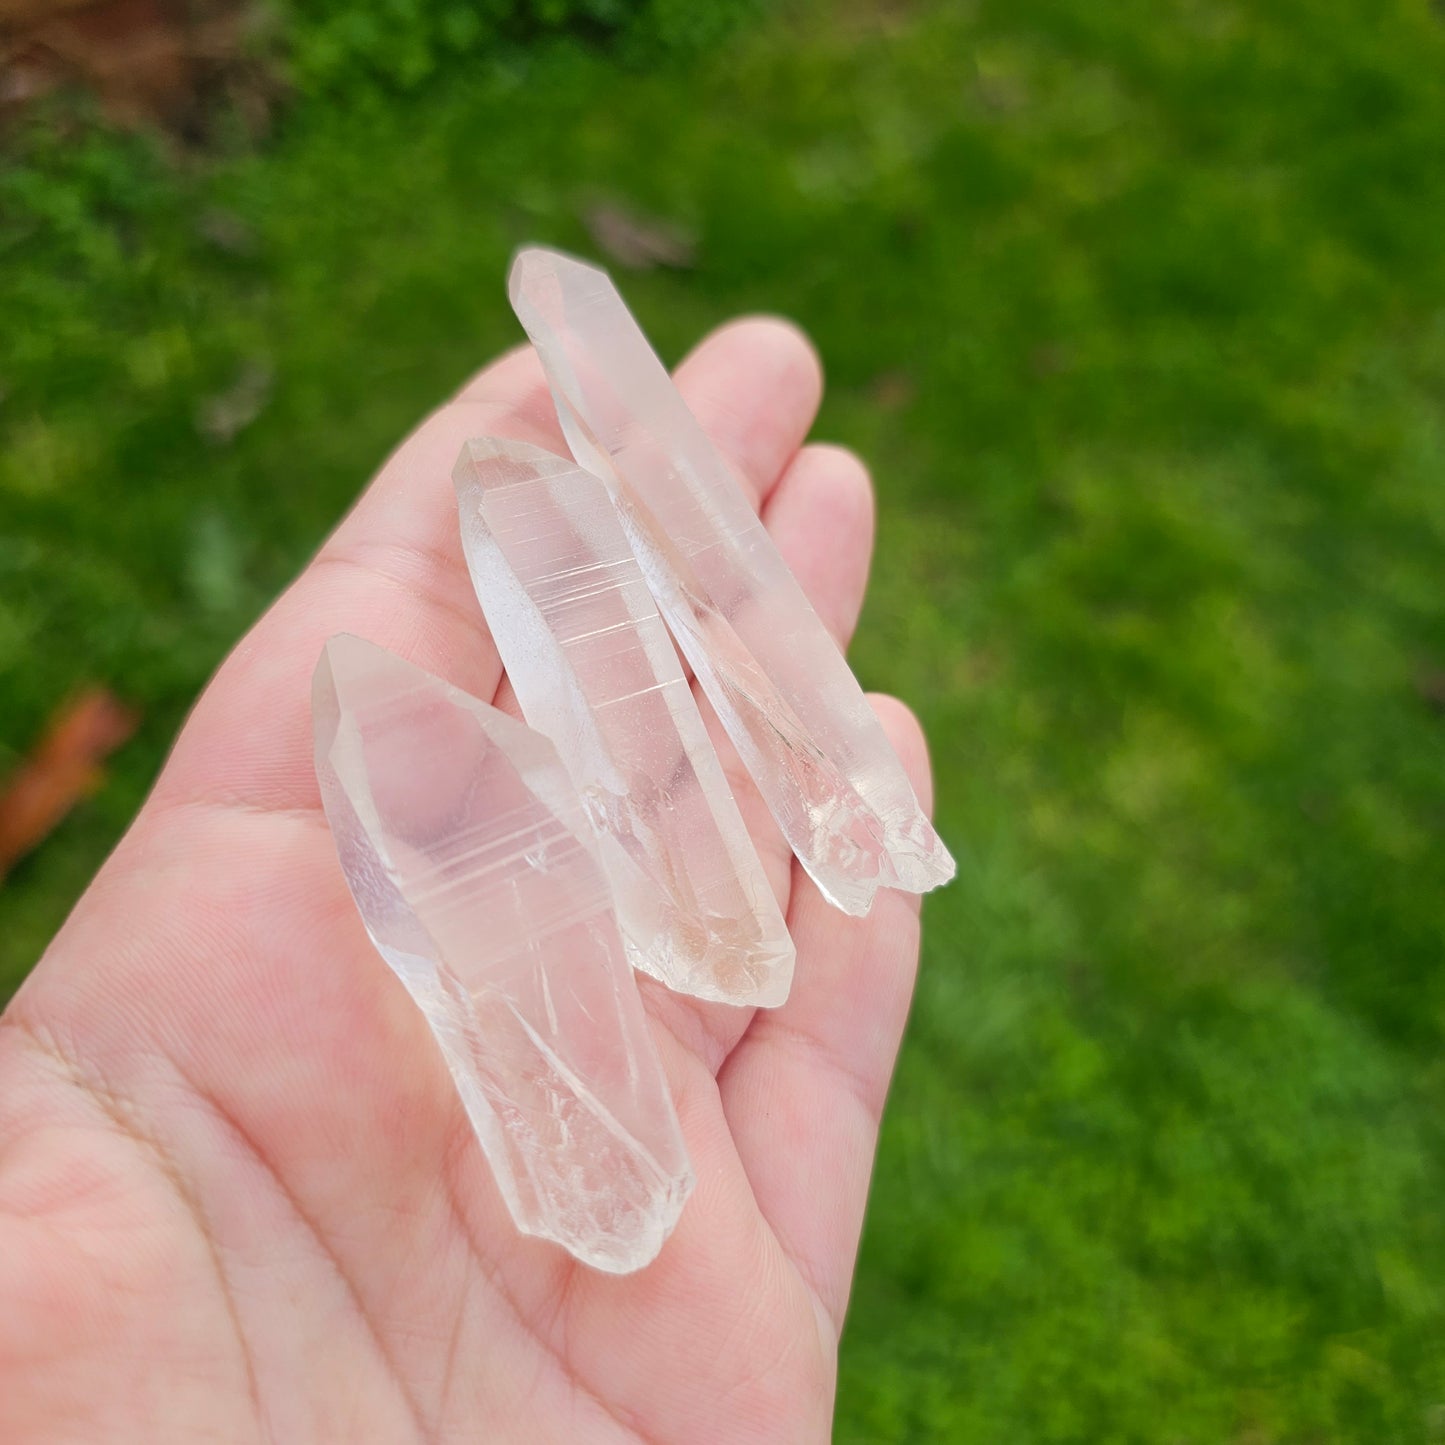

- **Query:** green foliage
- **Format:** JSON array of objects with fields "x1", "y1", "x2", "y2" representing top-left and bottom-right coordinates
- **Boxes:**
[
  {"x1": 272, "y1": 0, "x2": 758, "y2": 94},
  {"x1": 4, "y1": 0, "x2": 1445, "y2": 1438}
]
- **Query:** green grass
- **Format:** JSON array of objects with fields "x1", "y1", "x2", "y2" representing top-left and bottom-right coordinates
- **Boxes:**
[{"x1": 5, "y1": 0, "x2": 1445, "y2": 1437}]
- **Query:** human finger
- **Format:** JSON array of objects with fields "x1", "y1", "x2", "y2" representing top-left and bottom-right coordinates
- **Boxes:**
[
  {"x1": 759, "y1": 443, "x2": 875, "y2": 649},
  {"x1": 714, "y1": 696, "x2": 935, "y2": 1337}
]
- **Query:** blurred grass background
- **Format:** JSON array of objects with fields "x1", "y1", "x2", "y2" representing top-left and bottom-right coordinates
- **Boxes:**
[{"x1": 4, "y1": 0, "x2": 1445, "y2": 1437}]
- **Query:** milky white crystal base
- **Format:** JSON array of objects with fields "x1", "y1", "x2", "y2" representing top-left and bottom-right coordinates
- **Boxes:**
[
  {"x1": 454, "y1": 437, "x2": 794, "y2": 1008},
  {"x1": 312, "y1": 634, "x2": 693, "y2": 1273},
  {"x1": 508, "y1": 247, "x2": 955, "y2": 916}
]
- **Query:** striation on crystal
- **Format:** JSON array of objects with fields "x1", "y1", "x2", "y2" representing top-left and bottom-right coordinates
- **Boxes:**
[
  {"x1": 312, "y1": 633, "x2": 693, "y2": 1273},
  {"x1": 508, "y1": 246, "x2": 955, "y2": 915},
  {"x1": 454, "y1": 437, "x2": 794, "y2": 1007}
]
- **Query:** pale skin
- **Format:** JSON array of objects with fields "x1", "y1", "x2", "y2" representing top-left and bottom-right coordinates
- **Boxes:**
[{"x1": 0, "y1": 318, "x2": 933, "y2": 1443}]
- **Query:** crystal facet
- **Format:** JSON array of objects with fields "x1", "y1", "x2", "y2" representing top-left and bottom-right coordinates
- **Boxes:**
[
  {"x1": 312, "y1": 634, "x2": 693, "y2": 1273},
  {"x1": 454, "y1": 438, "x2": 795, "y2": 1007},
  {"x1": 509, "y1": 247, "x2": 956, "y2": 915}
]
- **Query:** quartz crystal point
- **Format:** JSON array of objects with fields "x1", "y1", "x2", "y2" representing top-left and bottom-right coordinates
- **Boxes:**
[
  {"x1": 454, "y1": 438, "x2": 794, "y2": 1008},
  {"x1": 312, "y1": 634, "x2": 693, "y2": 1273},
  {"x1": 509, "y1": 247, "x2": 956, "y2": 915}
]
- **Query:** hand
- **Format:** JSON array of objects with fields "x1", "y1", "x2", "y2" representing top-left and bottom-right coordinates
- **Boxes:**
[{"x1": 0, "y1": 319, "x2": 933, "y2": 1443}]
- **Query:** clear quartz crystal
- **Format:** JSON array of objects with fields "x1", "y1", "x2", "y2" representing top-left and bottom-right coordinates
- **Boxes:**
[
  {"x1": 509, "y1": 247, "x2": 956, "y2": 915},
  {"x1": 312, "y1": 634, "x2": 693, "y2": 1273},
  {"x1": 454, "y1": 438, "x2": 794, "y2": 1007}
]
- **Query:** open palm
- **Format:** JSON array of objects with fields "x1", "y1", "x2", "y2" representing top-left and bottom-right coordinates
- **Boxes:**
[{"x1": 0, "y1": 319, "x2": 932, "y2": 1443}]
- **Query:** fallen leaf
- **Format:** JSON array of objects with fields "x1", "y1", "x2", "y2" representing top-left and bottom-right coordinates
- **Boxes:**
[
  {"x1": 0, "y1": 0, "x2": 262, "y2": 133},
  {"x1": 0, "y1": 688, "x2": 139, "y2": 880},
  {"x1": 0, "y1": 0, "x2": 95, "y2": 26},
  {"x1": 868, "y1": 369, "x2": 915, "y2": 411},
  {"x1": 1415, "y1": 665, "x2": 1445, "y2": 717},
  {"x1": 197, "y1": 359, "x2": 272, "y2": 444},
  {"x1": 583, "y1": 200, "x2": 697, "y2": 271},
  {"x1": 1029, "y1": 342, "x2": 1072, "y2": 377},
  {"x1": 196, "y1": 207, "x2": 258, "y2": 257}
]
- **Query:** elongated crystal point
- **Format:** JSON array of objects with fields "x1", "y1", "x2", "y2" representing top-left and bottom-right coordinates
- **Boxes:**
[
  {"x1": 454, "y1": 438, "x2": 795, "y2": 1007},
  {"x1": 508, "y1": 247, "x2": 955, "y2": 915},
  {"x1": 312, "y1": 634, "x2": 693, "y2": 1273}
]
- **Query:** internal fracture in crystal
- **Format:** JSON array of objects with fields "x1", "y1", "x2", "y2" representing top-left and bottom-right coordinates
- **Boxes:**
[
  {"x1": 312, "y1": 634, "x2": 693, "y2": 1273},
  {"x1": 509, "y1": 247, "x2": 955, "y2": 915},
  {"x1": 454, "y1": 438, "x2": 794, "y2": 1007}
]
